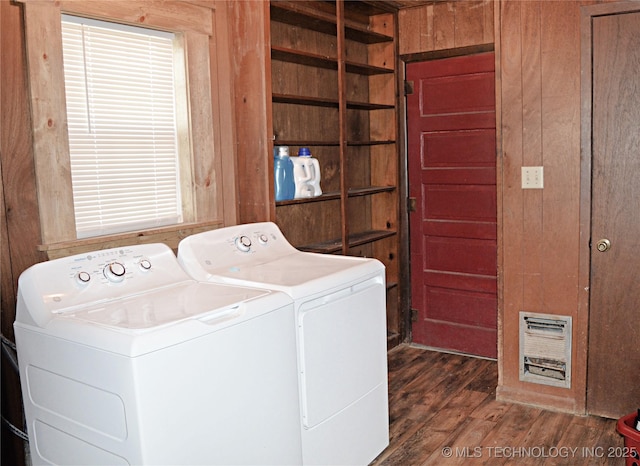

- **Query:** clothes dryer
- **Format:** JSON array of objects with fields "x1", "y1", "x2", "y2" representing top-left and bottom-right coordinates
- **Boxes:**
[
  {"x1": 14, "y1": 243, "x2": 302, "y2": 466},
  {"x1": 178, "y1": 222, "x2": 389, "y2": 465}
]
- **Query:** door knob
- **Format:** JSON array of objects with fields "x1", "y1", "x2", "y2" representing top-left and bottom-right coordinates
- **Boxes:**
[{"x1": 596, "y1": 238, "x2": 611, "y2": 252}]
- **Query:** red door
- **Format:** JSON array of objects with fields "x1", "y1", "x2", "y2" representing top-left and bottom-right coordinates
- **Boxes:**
[{"x1": 407, "y1": 52, "x2": 497, "y2": 358}]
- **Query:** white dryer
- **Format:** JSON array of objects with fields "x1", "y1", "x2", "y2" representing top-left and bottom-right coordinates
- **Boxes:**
[
  {"x1": 178, "y1": 222, "x2": 389, "y2": 466},
  {"x1": 14, "y1": 243, "x2": 302, "y2": 466}
]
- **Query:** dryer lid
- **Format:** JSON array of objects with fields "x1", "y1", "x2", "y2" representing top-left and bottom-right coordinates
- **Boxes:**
[
  {"x1": 177, "y1": 222, "x2": 385, "y2": 299},
  {"x1": 205, "y1": 253, "x2": 384, "y2": 299}
]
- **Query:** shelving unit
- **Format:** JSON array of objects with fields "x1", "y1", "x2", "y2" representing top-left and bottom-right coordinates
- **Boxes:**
[{"x1": 267, "y1": 0, "x2": 402, "y2": 346}]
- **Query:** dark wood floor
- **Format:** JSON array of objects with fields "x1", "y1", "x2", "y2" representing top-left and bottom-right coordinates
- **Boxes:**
[{"x1": 372, "y1": 344, "x2": 626, "y2": 466}]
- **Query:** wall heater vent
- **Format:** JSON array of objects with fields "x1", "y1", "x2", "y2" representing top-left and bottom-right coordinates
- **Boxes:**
[{"x1": 519, "y1": 312, "x2": 572, "y2": 388}]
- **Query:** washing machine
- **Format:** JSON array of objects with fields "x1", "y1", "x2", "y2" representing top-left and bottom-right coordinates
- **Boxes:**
[
  {"x1": 14, "y1": 243, "x2": 302, "y2": 466},
  {"x1": 178, "y1": 222, "x2": 389, "y2": 465}
]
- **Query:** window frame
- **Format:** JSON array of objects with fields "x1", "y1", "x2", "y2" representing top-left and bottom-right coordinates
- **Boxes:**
[{"x1": 21, "y1": 0, "x2": 237, "y2": 258}]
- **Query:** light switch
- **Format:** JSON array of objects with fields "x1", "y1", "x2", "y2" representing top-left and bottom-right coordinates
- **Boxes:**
[{"x1": 522, "y1": 166, "x2": 544, "y2": 189}]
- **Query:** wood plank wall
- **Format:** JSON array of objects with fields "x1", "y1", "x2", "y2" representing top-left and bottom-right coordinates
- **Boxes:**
[
  {"x1": 497, "y1": 0, "x2": 593, "y2": 414},
  {"x1": 398, "y1": 0, "x2": 494, "y2": 55},
  {"x1": 1, "y1": 3, "x2": 44, "y2": 463},
  {"x1": 399, "y1": 0, "x2": 598, "y2": 415},
  {"x1": 228, "y1": 0, "x2": 274, "y2": 224}
]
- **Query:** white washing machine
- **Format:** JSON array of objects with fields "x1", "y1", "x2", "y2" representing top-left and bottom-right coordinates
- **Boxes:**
[
  {"x1": 178, "y1": 222, "x2": 389, "y2": 465},
  {"x1": 14, "y1": 243, "x2": 302, "y2": 466}
]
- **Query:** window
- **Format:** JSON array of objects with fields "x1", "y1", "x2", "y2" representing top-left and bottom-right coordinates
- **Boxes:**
[
  {"x1": 21, "y1": 1, "x2": 237, "y2": 255},
  {"x1": 61, "y1": 16, "x2": 186, "y2": 238}
]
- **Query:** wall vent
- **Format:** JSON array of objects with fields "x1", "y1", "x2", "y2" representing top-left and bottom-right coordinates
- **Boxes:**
[{"x1": 519, "y1": 312, "x2": 572, "y2": 388}]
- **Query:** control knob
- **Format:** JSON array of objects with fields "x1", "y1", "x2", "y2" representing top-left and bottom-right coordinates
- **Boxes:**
[
  {"x1": 76, "y1": 271, "x2": 91, "y2": 285},
  {"x1": 138, "y1": 259, "x2": 152, "y2": 271},
  {"x1": 104, "y1": 261, "x2": 126, "y2": 283},
  {"x1": 235, "y1": 235, "x2": 252, "y2": 252}
]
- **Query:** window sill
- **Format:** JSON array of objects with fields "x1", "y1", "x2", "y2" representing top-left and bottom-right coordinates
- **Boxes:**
[{"x1": 38, "y1": 220, "x2": 224, "y2": 259}]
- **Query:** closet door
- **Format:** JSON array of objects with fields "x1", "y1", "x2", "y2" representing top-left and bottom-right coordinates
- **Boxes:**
[{"x1": 587, "y1": 9, "x2": 640, "y2": 419}]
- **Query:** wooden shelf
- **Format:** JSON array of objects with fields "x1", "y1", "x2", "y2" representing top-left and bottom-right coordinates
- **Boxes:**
[
  {"x1": 297, "y1": 229, "x2": 397, "y2": 254},
  {"x1": 276, "y1": 186, "x2": 395, "y2": 207},
  {"x1": 271, "y1": 47, "x2": 393, "y2": 76},
  {"x1": 270, "y1": 2, "x2": 393, "y2": 45},
  {"x1": 271, "y1": 46, "x2": 337, "y2": 70},
  {"x1": 387, "y1": 332, "x2": 401, "y2": 350},
  {"x1": 347, "y1": 101, "x2": 395, "y2": 110},
  {"x1": 273, "y1": 140, "x2": 395, "y2": 148},
  {"x1": 347, "y1": 140, "x2": 396, "y2": 146},
  {"x1": 348, "y1": 185, "x2": 396, "y2": 197},
  {"x1": 345, "y1": 60, "x2": 394, "y2": 76},
  {"x1": 273, "y1": 93, "x2": 339, "y2": 108},
  {"x1": 273, "y1": 93, "x2": 394, "y2": 111},
  {"x1": 276, "y1": 191, "x2": 341, "y2": 206},
  {"x1": 273, "y1": 140, "x2": 341, "y2": 147},
  {"x1": 270, "y1": 2, "x2": 337, "y2": 36},
  {"x1": 349, "y1": 229, "x2": 397, "y2": 246},
  {"x1": 267, "y1": 1, "x2": 403, "y2": 346},
  {"x1": 344, "y1": 24, "x2": 395, "y2": 45}
]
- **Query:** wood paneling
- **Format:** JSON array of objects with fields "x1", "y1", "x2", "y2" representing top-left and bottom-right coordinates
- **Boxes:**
[
  {"x1": 1, "y1": 3, "x2": 42, "y2": 464},
  {"x1": 22, "y1": 1, "x2": 76, "y2": 244},
  {"x1": 398, "y1": 0, "x2": 494, "y2": 55},
  {"x1": 209, "y1": 0, "x2": 238, "y2": 226},
  {"x1": 228, "y1": 0, "x2": 274, "y2": 224},
  {"x1": 0, "y1": 2, "x2": 46, "y2": 339},
  {"x1": 497, "y1": 0, "x2": 589, "y2": 413},
  {"x1": 62, "y1": 0, "x2": 213, "y2": 33}
]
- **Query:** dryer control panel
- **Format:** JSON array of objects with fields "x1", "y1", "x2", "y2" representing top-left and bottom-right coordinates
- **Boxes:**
[
  {"x1": 179, "y1": 222, "x2": 300, "y2": 276},
  {"x1": 226, "y1": 224, "x2": 290, "y2": 256}
]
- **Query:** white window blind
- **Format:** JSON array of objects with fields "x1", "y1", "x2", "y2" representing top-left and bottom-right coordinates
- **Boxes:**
[{"x1": 61, "y1": 15, "x2": 183, "y2": 239}]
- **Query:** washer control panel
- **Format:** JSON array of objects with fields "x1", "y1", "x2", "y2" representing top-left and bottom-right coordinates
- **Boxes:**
[
  {"x1": 70, "y1": 248, "x2": 157, "y2": 287},
  {"x1": 18, "y1": 243, "x2": 191, "y2": 317}
]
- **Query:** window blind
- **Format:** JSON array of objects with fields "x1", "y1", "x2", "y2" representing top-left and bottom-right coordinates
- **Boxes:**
[{"x1": 61, "y1": 15, "x2": 183, "y2": 239}]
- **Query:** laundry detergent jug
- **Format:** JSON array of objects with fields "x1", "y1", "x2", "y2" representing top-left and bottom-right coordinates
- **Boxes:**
[
  {"x1": 274, "y1": 146, "x2": 295, "y2": 201},
  {"x1": 291, "y1": 147, "x2": 322, "y2": 198}
]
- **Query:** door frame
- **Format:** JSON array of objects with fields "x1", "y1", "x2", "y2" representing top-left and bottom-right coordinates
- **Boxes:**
[{"x1": 578, "y1": 1, "x2": 640, "y2": 414}]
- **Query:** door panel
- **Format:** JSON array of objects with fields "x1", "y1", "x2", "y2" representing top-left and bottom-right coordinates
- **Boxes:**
[
  {"x1": 424, "y1": 185, "x2": 496, "y2": 221},
  {"x1": 407, "y1": 53, "x2": 497, "y2": 358},
  {"x1": 587, "y1": 11, "x2": 640, "y2": 418},
  {"x1": 424, "y1": 236, "x2": 496, "y2": 276}
]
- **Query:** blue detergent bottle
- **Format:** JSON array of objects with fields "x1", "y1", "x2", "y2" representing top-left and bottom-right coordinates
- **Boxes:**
[{"x1": 274, "y1": 146, "x2": 295, "y2": 201}]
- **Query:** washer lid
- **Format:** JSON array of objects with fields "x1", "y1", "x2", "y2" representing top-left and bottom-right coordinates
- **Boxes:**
[
  {"x1": 58, "y1": 281, "x2": 269, "y2": 329},
  {"x1": 17, "y1": 281, "x2": 293, "y2": 357}
]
